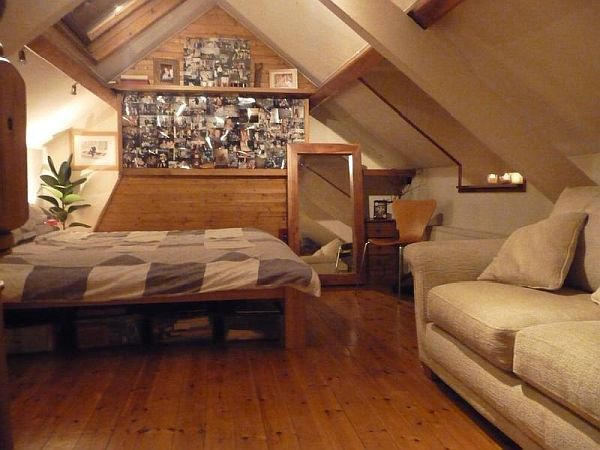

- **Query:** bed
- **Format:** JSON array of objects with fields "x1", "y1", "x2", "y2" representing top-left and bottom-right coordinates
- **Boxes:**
[{"x1": 0, "y1": 227, "x2": 321, "y2": 349}]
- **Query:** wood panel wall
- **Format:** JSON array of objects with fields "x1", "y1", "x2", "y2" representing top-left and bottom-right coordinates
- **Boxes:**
[
  {"x1": 95, "y1": 174, "x2": 287, "y2": 237},
  {"x1": 120, "y1": 6, "x2": 315, "y2": 90}
]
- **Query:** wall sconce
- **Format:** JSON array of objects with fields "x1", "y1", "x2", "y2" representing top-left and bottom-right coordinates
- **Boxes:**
[
  {"x1": 18, "y1": 48, "x2": 26, "y2": 63},
  {"x1": 71, "y1": 83, "x2": 78, "y2": 95}
]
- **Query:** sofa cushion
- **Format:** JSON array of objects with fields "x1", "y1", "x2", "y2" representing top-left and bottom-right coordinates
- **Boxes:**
[
  {"x1": 427, "y1": 281, "x2": 600, "y2": 371},
  {"x1": 551, "y1": 186, "x2": 600, "y2": 292},
  {"x1": 478, "y1": 212, "x2": 587, "y2": 290},
  {"x1": 514, "y1": 321, "x2": 600, "y2": 428}
]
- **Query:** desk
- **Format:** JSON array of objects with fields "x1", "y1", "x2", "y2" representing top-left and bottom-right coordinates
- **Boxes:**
[{"x1": 364, "y1": 220, "x2": 399, "y2": 285}]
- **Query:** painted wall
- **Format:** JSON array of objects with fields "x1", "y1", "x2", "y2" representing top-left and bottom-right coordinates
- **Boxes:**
[{"x1": 13, "y1": 49, "x2": 118, "y2": 228}]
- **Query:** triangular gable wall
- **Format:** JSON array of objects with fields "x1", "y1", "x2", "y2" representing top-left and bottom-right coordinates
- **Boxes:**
[{"x1": 120, "y1": 5, "x2": 316, "y2": 90}]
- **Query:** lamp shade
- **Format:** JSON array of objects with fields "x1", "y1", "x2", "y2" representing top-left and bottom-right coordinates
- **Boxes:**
[{"x1": 0, "y1": 57, "x2": 28, "y2": 234}]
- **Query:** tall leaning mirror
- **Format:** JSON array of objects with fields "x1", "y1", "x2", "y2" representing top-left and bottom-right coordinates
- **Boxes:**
[{"x1": 288, "y1": 143, "x2": 364, "y2": 285}]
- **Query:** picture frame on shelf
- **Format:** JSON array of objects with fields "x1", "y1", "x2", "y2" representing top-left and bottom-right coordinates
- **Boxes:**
[
  {"x1": 269, "y1": 68, "x2": 298, "y2": 89},
  {"x1": 71, "y1": 130, "x2": 118, "y2": 170},
  {"x1": 153, "y1": 58, "x2": 180, "y2": 85},
  {"x1": 373, "y1": 200, "x2": 389, "y2": 220}
]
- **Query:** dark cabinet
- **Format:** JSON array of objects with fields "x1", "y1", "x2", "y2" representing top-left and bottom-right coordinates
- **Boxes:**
[{"x1": 364, "y1": 219, "x2": 398, "y2": 285}]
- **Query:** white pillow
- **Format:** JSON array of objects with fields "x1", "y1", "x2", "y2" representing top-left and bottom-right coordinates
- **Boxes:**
[
  {"x1": 478, "y1": 212, "x2": 587, "y2": 290},
  {"x1": 10, "y1": 205, "x2": 56, "y2": 244},
  {"x1": 592, "y1": 288, "x2": 600, "y2": 306},
  {"x1": 312, "y1": 238, "x2": 344, "y2": 258}
]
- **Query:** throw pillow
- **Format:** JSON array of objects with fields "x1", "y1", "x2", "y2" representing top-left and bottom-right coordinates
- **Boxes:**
[{"x1": 478, "y1": 212, "x2": 588, "y2": 290}]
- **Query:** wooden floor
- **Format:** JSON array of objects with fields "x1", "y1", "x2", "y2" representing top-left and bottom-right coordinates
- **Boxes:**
[{"x1": 6, "y1": 288, "x2": 518, "y2": 450}]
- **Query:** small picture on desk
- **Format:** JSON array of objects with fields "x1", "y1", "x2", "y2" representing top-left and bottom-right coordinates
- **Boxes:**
[{"x1": 373, "y1": 200, "x2": 388, "y2": 219}]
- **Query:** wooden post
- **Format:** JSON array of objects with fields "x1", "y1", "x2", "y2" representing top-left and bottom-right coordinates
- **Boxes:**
[
  {"x1": 284, "y1": 288, "x2": 306, "y2": 350},
  {"x1": 0, "y1": 282, "x2": 13, "y2": 450}
]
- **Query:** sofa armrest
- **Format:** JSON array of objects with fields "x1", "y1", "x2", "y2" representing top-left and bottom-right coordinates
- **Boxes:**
[{"x1": 405, "y1": 238, "x2": 505, "y2": 361}]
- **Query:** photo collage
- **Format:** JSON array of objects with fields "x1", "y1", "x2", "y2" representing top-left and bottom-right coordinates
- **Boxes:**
[
  {"x1": 121, "y1": 93, "x2": 306, "y2": 169},
  {"x1": 183, "y1": 37, "x2": 251, "y2": 87}
]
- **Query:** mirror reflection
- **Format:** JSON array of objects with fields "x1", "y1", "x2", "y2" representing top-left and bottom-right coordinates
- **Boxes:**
[{"x1": 297, "y1": 154, "x2": 354, "y2": 275}]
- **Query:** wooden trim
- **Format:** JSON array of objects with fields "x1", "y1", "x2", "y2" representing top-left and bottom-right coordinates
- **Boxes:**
[
  {"x1": 309, "y1": 46, "x2": 383, "y2": 109},
  {"x1": 408, "y1": 0, "x2": 466, "y2": 29},
  {"x1": 287, "y1": 143, "x2": 364, "y2": 286},
  {"x1": 363, "y1": 168, "x2": 416, "y2": 178},
  {"x1": 28, "y1": 35, "x2": 118, "y2": 110},
  {"x1": 121, "y1": 168, "x2": 287, "y2": 177},
  {"x1": 112, "y1": 84, "x2": 315, "y2": 98},
  {"x1": 284, "y1": 287, "x2": 306, "y2": 349}
]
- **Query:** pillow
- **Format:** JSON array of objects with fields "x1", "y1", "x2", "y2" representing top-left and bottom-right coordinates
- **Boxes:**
[
  {"x1": 478, "y1": 212, "x2": 588, "y2": 290},
  {"x1": 10, "y1": 205, "x2": 57, "y2": 245},
  {"x1": 592, "y1": 288, "x2": 600, "y2": 306},
  {"x1": 312, "y1": 238, "x2": 344, "y2": 258}
]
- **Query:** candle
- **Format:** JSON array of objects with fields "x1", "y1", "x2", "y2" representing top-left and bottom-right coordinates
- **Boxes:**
[
  {"x1": 510, "y1": 172, "x2": 524, "y2": 184},
  {"x1": 487, "y1": 173, "x2": 498, "y2": 184},
  {"x1": 500, "y1": 173, "x2": 512, "y2": 184}
]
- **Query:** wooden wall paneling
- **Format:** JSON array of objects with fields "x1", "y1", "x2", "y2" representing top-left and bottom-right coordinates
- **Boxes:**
[
  {"x1": 95, "y1": 175, "x2": 288, "y2": 236},
  {"x1": 119, "y1": 6, "x2": 316, "y2": 90}
]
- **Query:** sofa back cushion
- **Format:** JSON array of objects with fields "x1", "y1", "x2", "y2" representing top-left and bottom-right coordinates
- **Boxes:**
[{"x1": 551, "y1": 186, "x2": 600, "y2": 292}]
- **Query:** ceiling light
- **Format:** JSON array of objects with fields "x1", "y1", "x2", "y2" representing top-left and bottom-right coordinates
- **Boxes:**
[{"x1": 115, "y1": 4, "x2": 124, "y2": 14}]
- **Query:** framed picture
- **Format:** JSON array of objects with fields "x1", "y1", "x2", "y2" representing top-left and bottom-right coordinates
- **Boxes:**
[
  {"x1": 373, "y1": 200, "x2": 389, "y2": 219},
  {"x1": 269, "y1": 68, "x2": 298, "y2": 89},
  {"x1": 153, "y1": 58, "x2": 180, "y2": 85},
  {"x1": 71, "y1": 130, "x2": 118, "y2": 169}
]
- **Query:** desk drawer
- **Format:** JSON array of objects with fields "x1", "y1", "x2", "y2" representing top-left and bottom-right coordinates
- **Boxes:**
[{"x1": 366, "y1": 221, "x2": 397, "y2": 238}]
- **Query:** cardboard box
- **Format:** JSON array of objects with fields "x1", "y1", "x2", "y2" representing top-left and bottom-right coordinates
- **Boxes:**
[
  {"x1": 75, "y1": 314, "x2": 143, "y2": 349},
  {"x1": 5, "y1": 324, "x2": 56, "y2": 354}
]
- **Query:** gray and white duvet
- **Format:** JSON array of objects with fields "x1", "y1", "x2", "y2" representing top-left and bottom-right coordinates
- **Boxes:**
[{"x1": 0, "y1": 228, "x2": 321, "y2": 304}]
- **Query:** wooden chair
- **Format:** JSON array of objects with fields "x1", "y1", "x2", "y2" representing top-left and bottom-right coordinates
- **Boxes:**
[{"x1": 359, "y1": 199, "x2": 437, "y2": 296}]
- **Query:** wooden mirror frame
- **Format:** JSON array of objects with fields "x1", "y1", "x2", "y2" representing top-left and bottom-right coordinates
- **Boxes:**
[{"x1": 287, "y1": 143, "x2": 365, "y2": 285}]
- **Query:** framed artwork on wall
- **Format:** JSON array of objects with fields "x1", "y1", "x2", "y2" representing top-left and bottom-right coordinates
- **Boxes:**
[
  {"x1": 71, "y1": 130, "x2": 118, "y2": 170},
  {"x1": 269, "y1": 69, "x2": 298, "y2": 89},
  {"x1": 153, "y1": 58, "x2": 180, "y2": 85}
]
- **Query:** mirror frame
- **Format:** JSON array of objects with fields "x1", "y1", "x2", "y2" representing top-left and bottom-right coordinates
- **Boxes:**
[{"x1": 287, "y1": 143, "x2": 364, "y2": 285}]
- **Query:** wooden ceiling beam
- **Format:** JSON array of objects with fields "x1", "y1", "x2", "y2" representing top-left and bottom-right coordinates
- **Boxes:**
[
  {"x1": 309, "y1": 46, "x2": 383, "y2": 109},
  {"x1": 88, "y1": 0, "x2": 186, "y2": 61},
  {"x1": 28, "y1": 34, "x2": 118, "y2": 109},
  {"x1": 408, "y1": 0, "x2": 465, "y2": 29}
]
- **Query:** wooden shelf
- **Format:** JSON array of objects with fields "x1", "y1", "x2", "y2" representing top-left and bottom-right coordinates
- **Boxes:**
[
  {"x1": 458, "y1": 181, "x2": 526, "y2": 193},
  {"x1": 121, "y1": 168, "x2": 287, "y2": 177},
  {"x1": 112, "y1": 84, "x2": 315, "y2": 98}
]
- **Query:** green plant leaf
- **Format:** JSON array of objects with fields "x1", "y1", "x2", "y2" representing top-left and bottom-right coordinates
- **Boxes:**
[
  {"x1": 38, "y1": 195, "x2": 59, "y2": 207},
  {"x1": 58, "y1": 160, "x2": 71, "y2": 184},
  {"x1": 68, "y1": 222, "x2": 91, "y2": 228},
  {"x1": 41, "y1": 185, "x2": 64, "y2": 199},
  {"x1": 67, "y1": 204, "x2": 91, "y2": 213},
  {"x1": 50, "y1": 208, "x2": 68, "y2": 222},
  {"x1": 63, "y1": 193, "x2": 83, "y2": 204},
  {"x1": 47, "y1": 156, "x2": 59, "y2": 177},
  {"x1": 70, "y1": 177, "x2": 87, "y2": 188},
  {"x1": 40, "y1": 174, "x2": 60, "y2": 187}
]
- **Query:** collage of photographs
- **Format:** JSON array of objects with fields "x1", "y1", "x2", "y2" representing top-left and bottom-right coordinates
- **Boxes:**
[
  {"x1": 121, "y1": 93, "x2": 306, "y2": 169},
  {"x1": 183, "y1": 37, "x2": 252, "y2": 88}
]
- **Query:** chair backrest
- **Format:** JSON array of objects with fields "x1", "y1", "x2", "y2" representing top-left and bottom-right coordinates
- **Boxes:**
[{"x1": 391, "y1": 199, "x2": 437, "y2": 244}]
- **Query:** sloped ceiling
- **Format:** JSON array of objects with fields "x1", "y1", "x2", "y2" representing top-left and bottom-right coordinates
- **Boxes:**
[{"x1": 0, "y1": 0, "x2": 598, "y2": 201}]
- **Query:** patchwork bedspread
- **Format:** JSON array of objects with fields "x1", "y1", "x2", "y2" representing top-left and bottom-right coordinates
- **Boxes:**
[{"x1": 0, "y1": 228, "x2": 321, "y2": 304}]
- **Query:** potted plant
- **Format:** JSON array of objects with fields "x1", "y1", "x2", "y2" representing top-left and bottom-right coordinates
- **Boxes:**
[{"x1": 38, "y1": 155, "x2": 91, "y2": 230}]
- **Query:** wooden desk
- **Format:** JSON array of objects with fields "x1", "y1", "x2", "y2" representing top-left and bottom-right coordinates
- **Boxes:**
[{"x1": 0, "y1": 281, "x2": 13, "y2": 449}]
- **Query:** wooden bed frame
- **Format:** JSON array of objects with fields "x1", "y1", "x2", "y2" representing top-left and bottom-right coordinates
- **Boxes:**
[{"x1": 2, "y1": 286, "x2": 307, "y2": 350}]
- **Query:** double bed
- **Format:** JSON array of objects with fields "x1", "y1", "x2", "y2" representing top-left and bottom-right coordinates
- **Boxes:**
[{"x1": 0, "y1": 227, "x2": 321, "y2": 348}]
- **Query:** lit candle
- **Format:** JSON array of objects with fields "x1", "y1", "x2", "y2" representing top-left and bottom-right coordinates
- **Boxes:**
[
  {"x1": 487, "y1": 173, "x2": 498, "y2": 184},
  {"x1": 510, "y1": 172, "x2": 524, "y2": 184},
  {"x1": 500, "y1": 173, "x2": 512, "y2": 184}
]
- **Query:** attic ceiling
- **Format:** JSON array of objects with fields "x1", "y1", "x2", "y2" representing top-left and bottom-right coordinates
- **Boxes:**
[{"x1": 0, "y1": 0, "x2": 598, "y2": 201}]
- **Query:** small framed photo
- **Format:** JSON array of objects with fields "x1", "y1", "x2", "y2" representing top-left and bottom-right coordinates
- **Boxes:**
[
  {"x1": 373, "y1": 200, "x2": 388, "y2": 220},
  {"x1": 154, "y1": 58, "x2": 180, "y2": 85},
  {"x1": 269, "y1": 68, "x2": 298, "y2": 89},
  {"x1": 71, "y1": 130, "x2": 118, "y2": 169}
]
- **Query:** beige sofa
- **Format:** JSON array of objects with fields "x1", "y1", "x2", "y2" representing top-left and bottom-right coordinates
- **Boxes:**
[{"x1": 405, "y1": 186, "x2": 600, "y2": 450}]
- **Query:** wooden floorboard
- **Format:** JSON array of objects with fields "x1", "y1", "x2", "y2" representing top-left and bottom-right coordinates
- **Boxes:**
[{"x1": 6, "y1": 288, "x2": 518, "y2": 450}]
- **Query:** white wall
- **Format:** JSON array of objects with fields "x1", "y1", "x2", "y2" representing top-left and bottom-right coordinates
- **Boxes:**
[
  {"x1": 13, "y1": 48, "x2": 118, "y2": 229},
  {"x1": 406, "y1": 166, "x2": 553, "y2": 238}
]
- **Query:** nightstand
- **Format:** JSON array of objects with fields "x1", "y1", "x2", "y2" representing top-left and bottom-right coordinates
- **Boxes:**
[{"x1": 364, "y1": 219, "x2": 398, "y2": 285}]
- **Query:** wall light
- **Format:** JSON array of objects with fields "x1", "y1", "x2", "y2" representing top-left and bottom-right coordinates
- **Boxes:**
[
  {"x1": 18, "y1": 48, "x2": 26, "y2": 63},
  {"x1": 71, "y1": 83, "x2": 78, "y2": 95}
]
